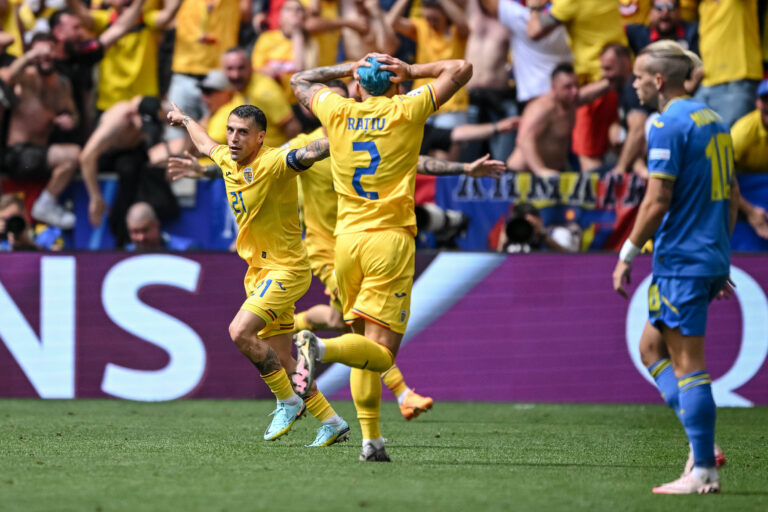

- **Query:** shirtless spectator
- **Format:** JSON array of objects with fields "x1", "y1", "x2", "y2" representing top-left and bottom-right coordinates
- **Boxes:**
[
  {"x1": 481, "y1": 0, "x2": 572, "y2": 110},
  {"x1": 507, "y1": 63, "x2": 608, "y2": 177},
  {"x1": 527, "y1": 0, "x2": 627, "y2": 171},
  {"x1": 1, "y1": 34, "x2": 80, "y2": 229},
  {"x1": 463, "y1": 0, "x2": 514, "y2": 162},
  {"x1": 79, "y1": 95, "x2": 172, "y2": 245},
  {"x1": 337, "y1": 0, "x2": 399, "y2": 60}
]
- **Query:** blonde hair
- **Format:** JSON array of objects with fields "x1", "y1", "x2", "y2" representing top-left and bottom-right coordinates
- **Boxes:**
[{"x1": 639, "y1": 40, "x2": 699, "y2": 87}]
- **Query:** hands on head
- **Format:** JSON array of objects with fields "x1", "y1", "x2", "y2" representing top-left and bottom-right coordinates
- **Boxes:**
[{"x1": 352, "y1": 53, "x2": 410, "y2": 83}]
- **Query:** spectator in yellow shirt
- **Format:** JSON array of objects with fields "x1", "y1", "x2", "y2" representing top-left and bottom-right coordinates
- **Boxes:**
[
  {"x1": 387, "y1": 0, "x2": 469, "y2": 128},
  {"x1": 67, "y1": 0, "x2": 181, "y2": 113},
  {"x1": 251, "y1": 0, "x2": 315, "y2": 105},
  {"x1": 166, "y1": 0, "x2": 242, "y2": 141},
  {"x1": 693, "y1": 0, "x2": 763, "y2": 126},
  {"x1": 730, "y1": 79, "x2": 768, "y2": 241}
]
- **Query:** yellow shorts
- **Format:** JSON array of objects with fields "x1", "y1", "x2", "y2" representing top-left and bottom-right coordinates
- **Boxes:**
[
  {"x1": 305, "y1": 232, "x2": 342, "y2": 312},
  {"x1": 242, "y1": 266, "x2": 312, "y2": 338},
  {"x1": 334, "y1": 228, "x2": 415, "y2": 334}
]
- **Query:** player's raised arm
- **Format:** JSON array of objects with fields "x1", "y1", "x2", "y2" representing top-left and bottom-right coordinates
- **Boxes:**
[
  {"x1": 167, "y1": 102, "x2": 217, "y2": 157},
  {"x1": 290, "y1": 62, "x2": 355, "y2": 111},
  {"x1": 379, "y1": 55, "x2": 472, "y2": 108},
  {"x1": 289, "y1": 137, "x2": 330, "y2": 170}
]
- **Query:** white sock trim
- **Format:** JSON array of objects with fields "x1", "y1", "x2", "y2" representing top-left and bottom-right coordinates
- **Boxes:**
[
  {"x1": 317, "y1": 339, "x2": 326, "y2": 360},
  {"x1": 322, "y1": 414, "x2": 342, "y2": 425}
]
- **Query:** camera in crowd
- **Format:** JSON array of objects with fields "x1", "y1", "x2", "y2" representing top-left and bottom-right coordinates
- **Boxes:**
[
  {"x1": 138, "y1": 96, "x2": 165, "y2": 148},
  {"x1": 0, "y1": 214, "x2": 26, "y2": 241},
  {"x1": 415, "y1": 202, "x2": 470, "y2": 249}
]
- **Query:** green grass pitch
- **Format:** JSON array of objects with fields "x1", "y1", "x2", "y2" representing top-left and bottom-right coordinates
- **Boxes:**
[{"x1": 1, "y1": 400, "x2": 766, "y2": 511}]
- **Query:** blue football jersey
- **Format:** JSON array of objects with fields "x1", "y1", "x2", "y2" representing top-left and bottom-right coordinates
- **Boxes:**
[{"x1": 646, "y1": 97, "x2": 732, "y2": 277}]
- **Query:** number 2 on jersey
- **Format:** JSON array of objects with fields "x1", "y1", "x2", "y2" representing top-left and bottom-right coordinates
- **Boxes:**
[
  {"x1": 230, "y1": 191, "x2": 246, "y2": 213},
  {"x1": 705, "y1": 133, "x2": 733, "y2": 201},
  {"x1": 352, "y1": 141, "x2": 380, "y2": 200}
]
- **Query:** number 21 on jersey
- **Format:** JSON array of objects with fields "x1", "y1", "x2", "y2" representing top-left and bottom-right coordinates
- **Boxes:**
[
  {"x1": 230, "y1": 191, "x2": 247, "y2": 213},
  {"x1": 705, "y1": 133, "x2": 733, "y2": 201}
]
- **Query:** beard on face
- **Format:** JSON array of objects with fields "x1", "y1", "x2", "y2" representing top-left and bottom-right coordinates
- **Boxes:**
[{"x1": 35, "y1": 62, "x2": 54, "y2": 76}]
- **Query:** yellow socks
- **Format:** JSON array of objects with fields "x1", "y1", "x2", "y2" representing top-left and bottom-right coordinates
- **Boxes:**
[
  {"x1": 322, "y1": 333, "x2": 394, "y2": 372},
  {"x1": 381, "y1": 365, "x2": 408, "y2": 397},
  {"x1": 304, "y1": 391, "x2": 336, "y2": 422},
  {"x1": 351, "y1": 368, "x2": 382, "y2": 440},
  {"x1": 261, "y1": 368, "x2": 295, "y2": 401},
  {"x1": 294, "y1": 311, "x2": 311, "y2": 332}
]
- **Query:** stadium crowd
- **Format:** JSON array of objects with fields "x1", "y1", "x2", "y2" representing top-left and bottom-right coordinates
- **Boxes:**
[{"x1": 0, "y1": 0, "x2": 766, "y2": 252}]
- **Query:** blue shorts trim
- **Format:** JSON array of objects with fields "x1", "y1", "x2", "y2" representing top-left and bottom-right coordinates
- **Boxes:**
[{"x1": 648, "y1": 275, "x2": 727, "y2": 336}]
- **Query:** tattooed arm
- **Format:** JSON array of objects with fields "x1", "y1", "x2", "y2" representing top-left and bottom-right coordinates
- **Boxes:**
[
  {"x1": 418, "y1": 154, "x2": 505, "y2": 178},
  {"x1": 290, "y1": 62, "x2": 355, "y2": 111},
  {"x1": 288, "y1": 138, "x2": 331, "y2": 170}
]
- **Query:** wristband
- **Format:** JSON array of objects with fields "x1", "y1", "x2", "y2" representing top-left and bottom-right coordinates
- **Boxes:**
[{"x1": 619, "y1": 239, "x2": 641, "y2": 263}]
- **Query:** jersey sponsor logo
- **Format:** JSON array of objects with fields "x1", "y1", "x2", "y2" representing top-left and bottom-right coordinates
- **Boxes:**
[
  {"x1": 243, "y1": 167, "x2": 254, "y2": 184},
  {"x1": 406, "y1": 87, "x2": 424, "y2": 97},
  {"x1": 652, "y1": 120, "x2": 664, "y2": 128},
  {"x1": 649, "y1": 148, "x2": 671, "y2": 161},
  {"x1": 400, "y1": 309, "x2": 408, "y2": 323}
]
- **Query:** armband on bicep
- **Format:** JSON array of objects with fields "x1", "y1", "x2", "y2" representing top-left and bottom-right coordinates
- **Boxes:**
[{"x1": 286, "y1": 149, "x2": 311, "y2": 171}]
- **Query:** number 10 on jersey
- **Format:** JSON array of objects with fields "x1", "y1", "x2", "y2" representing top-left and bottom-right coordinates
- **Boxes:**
[{"x1": 706, "y1": 133, "x2": 733, "y2": 202}]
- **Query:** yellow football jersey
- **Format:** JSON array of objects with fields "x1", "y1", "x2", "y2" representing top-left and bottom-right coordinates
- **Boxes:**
[
  {"x1": 172, "y1": 0, "x2": 240, "y2": 76},
  {"x1": 698, "y1": 0, "x2": 762, "y2": 87},
  {"x1": 289, "y1": 128, "x2": 337, "y2": 242},
  {"x1": 411, "y1": 17, "x2": 468, "y2": 113},
  {"x1": 209, "y1": 144, "x2": 309, "y2": 271},
  {"x1": 92, "y1": 8, "x2": 163, "y2": 111},
  {"x1": 550, "y1": 0, "x2": 628, "y2": 83},
  {"x1": 311, "y1": 84, "x2": 438, "y2": 236}
]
